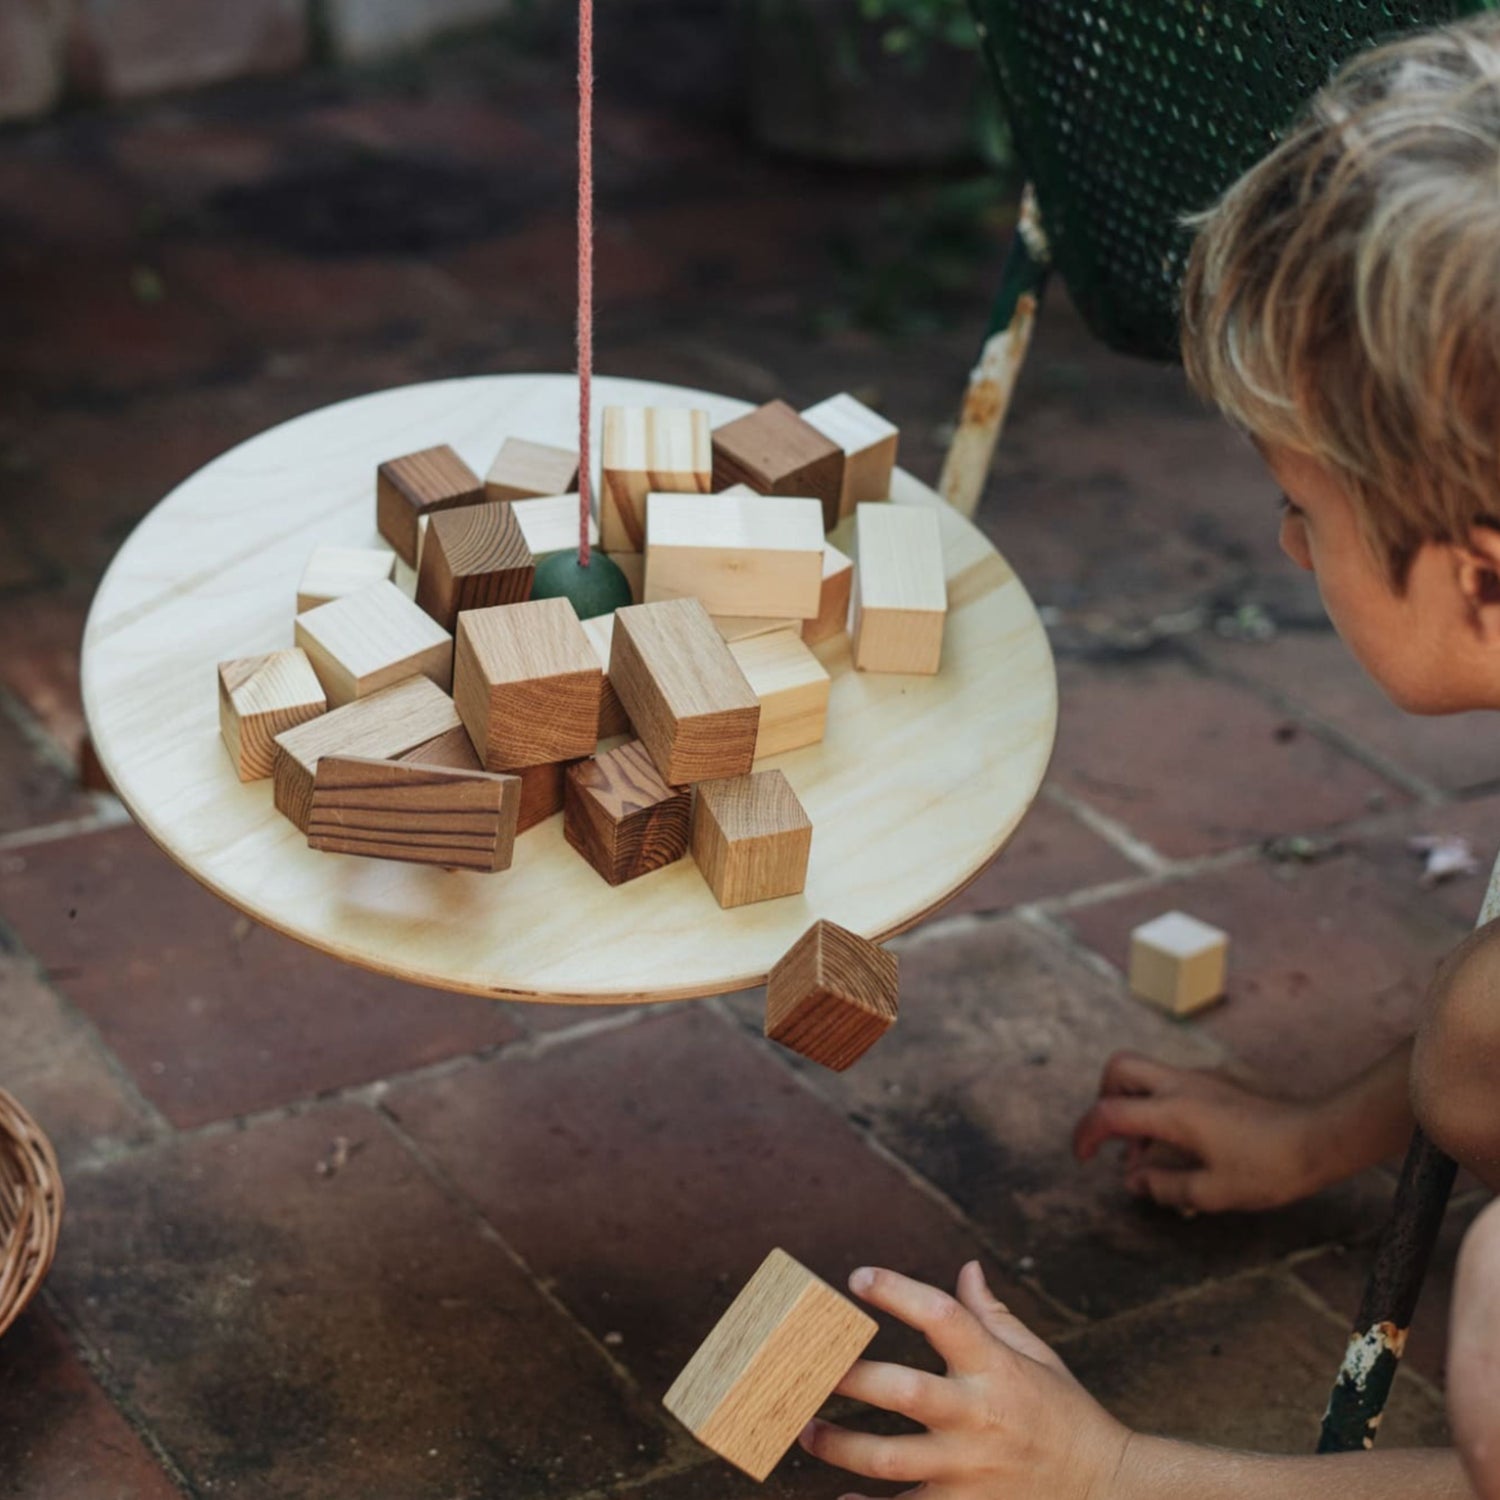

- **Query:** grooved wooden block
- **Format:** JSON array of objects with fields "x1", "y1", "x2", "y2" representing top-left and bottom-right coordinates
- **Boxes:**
[
  {"x1": 729, "y1": 631, "x2": 831, "y2": 760},
  {"x1": 766, "y1": 920, "x2": 899, "y2": 1071},
  {"x1": 711, "y1": 399, "x2": 846, "y2": 532},
  {"x1": 272, "y1": 675, "x2": 461, "y2": 833},
  {"x1": 484, "y1": 436, "x2": 579, "y2": 503},
  {"x1": 307, "y1": 755, "x2": 521, "y2": 872},
  {"x1": 712, "y1": 614, "x2": 800, "y2": 644},
  {"x1": 601, "y1": 406, "x2": 712, "y2": 552},
  {"x1": 377, "y1": 444, "x2": 485, "y2": 566},
  {"x1": 801, "y1": 393, "x2": 899, "y2": 521},
  {"x1": 691, "y1": 769, "x2": 812, "y2": 908},
  {"x1": 608, "y1": 599, "x2": 760, "y2": 786},
  {"x1": 218, "y1": 649, "x2": 327, "y2": 782},
  {"x1": 664, "y1": 1248, "x2": 876, "y2": 1482},
  {"x1": 296, "y1": 546, "x2": 396, "y2": 614},
  {"x1": 579, "y1": 613, "x2": 633, "y2": 739},
  {"x1": 453, "y1": 598, "x2": 602, "y2": 771},
  {"x1": 416, "y1": 500, "x2": 535, "y2": 630},
  {"x1": 851, "y1": 503, "x2": 946, "y2": 675},
  {"x1": 396, "y1": 724, "x2": 483, "y2": 772},
  {"x1": 644, "y1": 493, "x2": 825, "y2": 620},
  {"x1": 295, "y1": 579, "x2": 453, "y2": 708},
  {"x1": 511, "y1": 494, "x2": 599, "y2": 557},
  {"x1": 564, "y1": 740, "x2": 691, "y2": 886},
  {"x1": 514, "y1": 759, "x2": 568, "y2": 832},
  {"x1": 802, "y1": 542, "x2": 854, "y2": 647},
  {"x1": 1129, "y1": 911, "x2": 1228, "y2": 1016}
]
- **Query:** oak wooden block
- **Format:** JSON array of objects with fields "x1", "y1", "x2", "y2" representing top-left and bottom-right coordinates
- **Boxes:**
[
  {"x1": 453, "y1": 598, "x2": 602, "y2": 771},
  {"x1": 712, "y1": 614, "x2": 800, "y2": 644},
  {"x1": 801, "y1": 392, "x2": 899, "y2": 521},
  {"x1": 645, "y1": 493, "x2": 824, "y2": 620},
  {"x1": 765, "y1": 920, "x2": 899, "y2": 1071},
  {"x1": 729, "y1": 630, "x2": 831, "y2": 760},
  {"x1": 218, "y1": 649, "x2": 327, "y2": 782},
  {"x1": 416, "y1": 500, "x2": 535, "y2": 630},
  {"x1": 564, "y1": 740, "x2": 691, "y2": 886},
  {"x1": 1129, "y1": 911, "x2": 1228, "y2": 1016},
  {"x1": 579, "y1": 613, "x2": 633, "y2": 739},
  {"x1": 296, "y1": 546, "x2": 396, "y2": 614},
  {"x1": 514, "y1": 759, "x2": 568, "y2": 832},
  {"x1": 802, "y1": 541, "x2": 854, "y2": 646},
  {"x1": 377, "y1": 444, "x2": 485, "y2": 566},
  {"x1": 295, "y1": 579, "x2": 453, "y2": 708},
  {"x1": 511, "y1": 494, "x2": 598, "y2": 557},
  {"x1": 396, "y1": 724, "x2": 483, "y2": 772},
  {"x1": 691, "y1": 769, "x2": 812, "y2": 908},
  {"x1": 608, "y1": 599, "x2": 760, "y2": 786},
  {"x1": 711, "y1": 399, "x2": 845, "y2": 532},
  {"x1": 272, "y1": 675, "x2": 461, "y2": 832},
  {"x1": 307, "y1": 755, "x2": 521, "y2": 872},
  {"x1": 851, "y1": 503, "x2": 946, "y2": 675},
  {"x1": 600, "y1": 405, "x2": 712, "y2": 552},
  {"x1": 485, "y1": 436, "x2": 579, "y2": 503},
  {"x1": 664, "y1": 1248, "x2": 876, "y2": 1481}
]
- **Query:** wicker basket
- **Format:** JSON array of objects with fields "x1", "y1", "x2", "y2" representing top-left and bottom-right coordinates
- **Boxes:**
[{"x1": 0, "y1": 1089, "x2": 63, "y2": 1340}]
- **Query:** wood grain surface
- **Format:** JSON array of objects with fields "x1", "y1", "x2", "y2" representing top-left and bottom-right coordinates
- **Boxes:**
[
  {"x1": 416, "y1": 499, "x2": 535, "y2": 630},
  {"x1": 765, "y1": 919, "x2": 899, "y2": 1071},
  {"x1": 564, "y1": 740, "x2": 691, "y2": 886}
]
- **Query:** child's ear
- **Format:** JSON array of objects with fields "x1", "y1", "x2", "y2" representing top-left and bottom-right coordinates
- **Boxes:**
[{"x1": 1457, "y1": 526, "x2": 1500, "y2": 641}]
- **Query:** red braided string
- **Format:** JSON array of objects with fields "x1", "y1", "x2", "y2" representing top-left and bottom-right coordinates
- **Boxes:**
[{"x1": 577, "y1": 0, "x2": 593, "y2": 566}]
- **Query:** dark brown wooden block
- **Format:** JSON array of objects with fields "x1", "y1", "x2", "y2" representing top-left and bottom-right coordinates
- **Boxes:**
[
  {"x1": 765, "y1": 920, "x2": 898, "y2": 1070},
  {"x1": 564, "y1": 740, "x2": 691, "y2": 886},
  {"x1": 416, "y1": 500, "x2": 535, "y2": 630},
  {"x1": 516, "y1": 760, "x2": 568, "y2": 833},
  {"x1": 711, "y1": 400, "x2": 846, "y2": 533},
  {"x1": 376, "y1": 444, "x2": 485, "y2": 566},
  {"x1": 395, "y1": 725, "x2": 484, "y2": 772}
]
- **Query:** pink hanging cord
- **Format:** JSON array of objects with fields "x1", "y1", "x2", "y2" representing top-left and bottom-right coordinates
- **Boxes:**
[{"x1": 576, "y1": 0, "x2": 594, "y2": 567}]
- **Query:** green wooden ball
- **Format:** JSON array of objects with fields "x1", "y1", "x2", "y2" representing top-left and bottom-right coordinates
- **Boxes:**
[{"x1": 530, "y1": 550, "x2": 634, "y2": 619}]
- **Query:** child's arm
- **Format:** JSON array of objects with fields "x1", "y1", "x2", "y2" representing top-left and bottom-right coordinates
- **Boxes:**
[
  {"x1": 1452, "y1": 1199, "x2": 1500, "y2": 1500},
  {"x1": 801, "y1": 1263, "x2": 1469, "y2": 1500}
]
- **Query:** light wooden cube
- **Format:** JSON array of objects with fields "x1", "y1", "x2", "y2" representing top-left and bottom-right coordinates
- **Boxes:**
[
  {"x1": 851, "y1": 503, "x2": 946, "y2": 675},
  {"x1": 766, "y1": 920, "x2": 899, "y2": 1071},
  {"x1": 564, "y1": 740, "x2": 691, "y2": 886},
  {"x1": 691, "y1": 769, "x2": 812, "y2": 908},
  {"x1": 1129, "y1": 911, "x2": 1228, "y2": 1015},
  {"x1": 296, "y1": 546, "x2": 396, "y2": 614},
  {"x1": 295, "y1": 579, "x2": 453, "y2": 708},
  {"x1": 218, "y1": 649, "x2": 327, "y2": 782},
  {"x1": 728, "y1": 629, "x2": 830, "y2": 760},
  {"x1": 510, "y1": 494, "x2": 598, "y2": 558},
  {"x1": 579, "y1": 613, "x2": 633, "y2": 739},
  {"x1": 712, "y1": 399, "x2": 845, "y2": 532},
  {"x1": 664, "y1": 1248, "x2": 876, "y2": 1481},
  {"x1": 415, "y1": 499, "x2": 535, "y2": 631},
  {"x1": 601, "y1": 406, "x2": 712, "y2": 552},
  {"x1": 801, "y1": 392, "x2": 899, "y2": 521},
  {"x1": 484, "y1": 436, "x2": 579, "y2": 503},
  {"x1": 711, "y1": 614, "x2": 800, "y2": 644},
  {"x1": 376, "y1": 444, "x2": 485, "y2": 566},
  {"x1": 802, "y1": 541, "x2": 853, "y2": 647},
  {"x1": 453, "y1": 598, "x2": 602, "y2": 771}
]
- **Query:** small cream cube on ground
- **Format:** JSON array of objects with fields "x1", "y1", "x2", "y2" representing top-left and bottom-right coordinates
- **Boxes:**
[
  {"x1": 296, "y1": 546, "x2": 397, "y2": 614},
  {"x1": 1128, "y1": 911, "x2": 1228, "y2": 1015}
]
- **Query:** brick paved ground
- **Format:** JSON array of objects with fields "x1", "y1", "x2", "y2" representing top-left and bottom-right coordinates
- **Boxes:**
[{"x1": 0, "y1": 7, "x2": 1491, "y2": 1496}]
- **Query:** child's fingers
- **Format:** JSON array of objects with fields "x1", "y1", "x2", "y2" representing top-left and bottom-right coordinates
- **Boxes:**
[
  {"x1": 1072, "y1": 1094, "x2": 1199, "y2": 1163},
  {"x1": 834, "y1": 1359, "x2": 967, "y2": 1428},
  {"x1": 1097, "y1": 1050, "x2": 1182, "y2": 1098},
  {"x1": 954, "y1": 1260, "x2": 1061, "y2": 1369},
  {"x1": 1126, "y1": 1164, "x2": 1212, "y2": 1215},
  {"x1": 799, "y1": 1418, "x2": 945, "y2": 1483},
  {"x1": 846, "y1": 1267, "x2": 1005, "y2": 1374}
]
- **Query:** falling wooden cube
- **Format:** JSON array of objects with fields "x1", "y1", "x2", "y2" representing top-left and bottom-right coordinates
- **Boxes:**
[
  {"x1": 453, "y1": 598, "x2": 602, "y2": 771},
  {"x1": 801, "y1": 393, "x2": 899, "y2": 521},
  {"x1": 600, "y1": 406, "x2": 713, "y2": 553},
  {"x1": 415, "y1": 500, "x2": 535, "y2": 631},
  {"x1": 396, "y1": 724, "x2": 483, "y2": 772},
  {"x1": 295, "y1": 579, "x2": 453, "y2": 708},
  {"x1": 218, "y1": 649, "x2": 327, "y2": 782},
  {"x1": 511, "y1": 494, "x2": 599, "y2": 558},
  {"x1": 711, "y1": 400, "x2": 845, "y2": 532},
  {"x1": 376, "y1": 445, "x2": 485, "y2": 566},
  {"x1": 484, "y1": 436, "x2": 579, "y2": 503},
  {"x1": 609, "y1": 599, "x2": 760, "y2": 786},
  {"x1": 307, "y1": 755, "x2": 520, "y2": 872},
  {"x1": 664, "y1": 1248, "x2": 876, "y2": 1482},
  {"x1": 1129, "y1": 911, "x2": 1228, "y2": 1015},
  {"x1": 296, "y1": 546, "x2": 396, "y2": 614},
  {"x1": 851, "y1": 503, "x2": 946, "y2": 675},
  {"x1": 802, "y1": 542, "x2": 854, "y2": 647},
  {"x1": 644, "y1": 493, "x2": 825, "y2": 620},
  {"x1": 766, "y1": 920, "x2": 898, "y2": 1071},
  {"x1": 273, "y1": 675, "x2": 461, "y2": 832},
  {"x1": 692, "y1": 769, "x2": 812, "y2": 908},
  {"x1": 579, "y1": 613, "x2": 633, "y2": 739},
  {"x1": 564, "y1": 740, "x2": 691, "y2": 886},
  {"x1": 729, "y1": 630, "x2": 830, "y2": 760}
]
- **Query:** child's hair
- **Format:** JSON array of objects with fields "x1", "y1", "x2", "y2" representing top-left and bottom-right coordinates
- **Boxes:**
[{"x1": 1181, "y1": 15, "x2": 1500, "y2": 583}]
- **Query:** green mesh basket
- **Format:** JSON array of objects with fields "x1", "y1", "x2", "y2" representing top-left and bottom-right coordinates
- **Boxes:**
[{"x1": 972, "y1": 0, "x2": 1497, "y2": 360}]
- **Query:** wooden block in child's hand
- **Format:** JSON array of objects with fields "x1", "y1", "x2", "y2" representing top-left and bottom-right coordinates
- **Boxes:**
[
  {"x1": 711, "y1": 399, "x2": 846, "y2": 532},
  {"x1": 485, "y1": 437, "x2": 579, "y2": 503},
  {"x1": 219, "y1": 649, "x2": 327, "y2": 782},
  {"x1": 273, "y1": 675, "x2": 461, "y2": 832},
  {"x1": 801, "y1": 392, "x2": 899, "y2": 521},
  {"x1": 579, "y1": 613, "x2": 633, "y2": 739},
  {"x1": 307, "y1": 755, "x2": 520, "y2": 872},
  {"x1": 295, "y1": 579, "x2": 453, "y2": 708},
  {"x1": 377, "y1": 445, "x2": 485, "y2": 566},
  {"x1": 600, "y1": 406, "x2": 713, "y2": 553},
  {"x1": 766, "y1": 920, "x2": 898, "y2": 1071},
  {"x1": 511, "y1": 495, "x2": 598, "y2": 558},
  {"x1": 1129, "y1": 911, "x2": 1227, "y2": 1015},
  {"x1": 729, "y1": 630, "x2": 830, "y2": 760},
  {"x1": 564, "y1": 740, "x2": 691, "y2": 885},
  {"x1": 802, "y1": 542, "x2": 853, "y2": 647},
  {"x1": 692, "y1": 769, "x2": 812, "y2": 908},
  {"x1": 851, "y1": 503, "x2": 946, "y2": 675},
  {"x1": 664, "y1": 1248, "x2": 877, "y2": 1481},
  {"x1": 609, "y1": 599, "x2": 760, "y2": 785},
  {"x1": 296, "y1": 546, "x2": 396, "y2": 614},
  {"x1": 416, "y1": 500, "x2": 535, "y2": 630},
  {"x1": 453, "y1": 597, "x2": 602, "y2": 771}
]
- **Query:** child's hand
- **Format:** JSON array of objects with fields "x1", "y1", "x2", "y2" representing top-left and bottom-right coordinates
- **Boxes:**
[
  {"x1": 799, "y1": 1261, "x2": 1129, "y2": 1500},
  {"x1": 1072, "y1": 1051, "x2": 1321, "y2": 1213}
]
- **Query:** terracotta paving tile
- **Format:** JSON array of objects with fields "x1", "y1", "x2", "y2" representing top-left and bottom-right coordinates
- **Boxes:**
[{"x1": 0, "y1": 701, "x2": 91, "y2": 836}]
